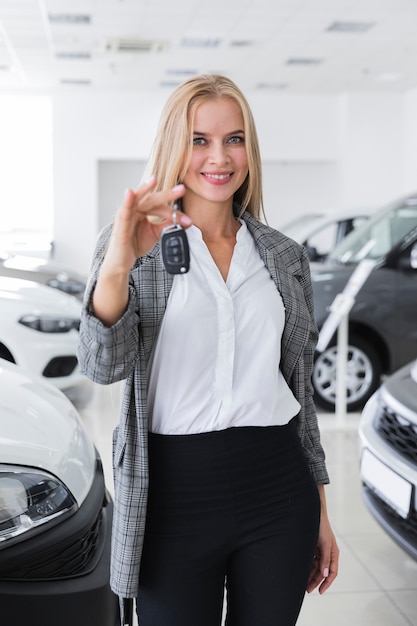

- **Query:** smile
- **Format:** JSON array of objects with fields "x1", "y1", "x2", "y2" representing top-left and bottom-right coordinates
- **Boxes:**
[{"x1": 203, "y1": 173, "x2": 232, "y2": 180}]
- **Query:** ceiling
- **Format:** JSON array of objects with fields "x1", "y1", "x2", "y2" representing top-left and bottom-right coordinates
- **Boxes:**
[{"x1": 1, "y1": 0, "x2": 417, "y2": 95}]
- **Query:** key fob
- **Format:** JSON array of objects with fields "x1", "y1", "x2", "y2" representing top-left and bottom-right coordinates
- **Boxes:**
[{"x1": 160, "y1": 224, "x2": 190, "y2": 274}]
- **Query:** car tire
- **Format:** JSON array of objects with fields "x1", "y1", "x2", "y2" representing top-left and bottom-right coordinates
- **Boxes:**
[{"x1": 312, "y1": 334, "x2": 382, "y2": 413}]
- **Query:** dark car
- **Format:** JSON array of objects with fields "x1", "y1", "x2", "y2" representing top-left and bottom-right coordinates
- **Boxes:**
[
  {"x1": 310, "y1": 191, "x2": 417, "y2": 412},
  {"x1": 0, "y1": 359, "x2": 118, "y2": 626},
  {"x1": 359, "y1": 359, "x2": 417, "y2": 560}
]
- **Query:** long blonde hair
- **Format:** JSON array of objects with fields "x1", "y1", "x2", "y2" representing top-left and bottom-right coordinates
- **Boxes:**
[{"x1": 145, "y1": 74, "x2": 264, "y2": 220}]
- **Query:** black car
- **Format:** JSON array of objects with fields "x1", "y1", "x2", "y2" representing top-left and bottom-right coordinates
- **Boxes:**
[
  {"x1": 310, "y1": 191, "x2": 417, "y2": 412},
  {"x1": 359, "y1": 359, "x2": 417, "y2": 560}
]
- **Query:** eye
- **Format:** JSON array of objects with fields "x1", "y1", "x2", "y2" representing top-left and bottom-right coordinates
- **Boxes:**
[
  {"x1": 193, "y1": 137, "x2": 207, "y2": 146},
  {"x1": 227, "y1": 135, "x2": 244, "y2": 144}
]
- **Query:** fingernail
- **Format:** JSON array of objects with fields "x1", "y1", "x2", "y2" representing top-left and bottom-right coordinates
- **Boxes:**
[
  {"x1": 173, "y1": 184, "x2": 185, "y2": 192},
  {"x1": 180, "y1": 215, "x2": 192, "y2": 226},
  {"x1": 124, "y1": 187, "x2": 131, "y2": 198},
  {"x1": 323, "y1": 568, "x2": 329, "y2": 577},
  {"x1": 145, "y1": 175, "x2": 156, "y2": 184}
]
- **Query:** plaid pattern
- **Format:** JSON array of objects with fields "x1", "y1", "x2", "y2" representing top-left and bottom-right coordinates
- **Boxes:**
[{"x1": 78, "y1": 211, "x2": 329, "y2": 603}]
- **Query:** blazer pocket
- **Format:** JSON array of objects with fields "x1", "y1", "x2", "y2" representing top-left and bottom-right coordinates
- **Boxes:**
[{"x1": 112, "y1": 425, "x2": 126, "y2": 468}]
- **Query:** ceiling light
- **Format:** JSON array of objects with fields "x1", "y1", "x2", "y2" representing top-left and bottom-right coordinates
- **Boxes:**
[
  {"x1": 160, "y1": 80, "x2": 183, "y2": 88},
  {"x1": 60, "y1": 78, "x2": 91, "y2": 85},
  {"x1": 56, "y1": 52, "x2": 91, "y2": 59},
  {"x1": 286, "y1": 58, "x2": 322, "y2": 65},
  {"x1": 181, "y1": 38, "x2": 221, "y2": 48},
  {"x1": 256, "y1": 82, "x2": 288, "y2": 90},
  {"x1": 230, "y1": 41, "x2": 254, "y2": 47},
  {"x1": 327, "y1": 21, "x2": 375, "y2": 32},
  {"x1": 105, "y1": 39, "x2": 169, "y2": 53},
  {"x1": 165, "y1": 69, "x2": 198, "y2": 76},
  {"x1": 49, "y1": 14, "x2": 91, "y2": 24}
]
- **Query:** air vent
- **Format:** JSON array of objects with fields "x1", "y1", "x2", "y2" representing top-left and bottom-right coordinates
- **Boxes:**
[
  {"x1": 105, "y1": 39, "x2": 169, "y2": 53},
  {"x1": 327, "y1": 21, "x2": 375, "y2": 32}
]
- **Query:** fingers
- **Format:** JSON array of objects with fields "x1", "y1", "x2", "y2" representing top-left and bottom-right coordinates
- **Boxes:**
[
  {"x1": 123, "y1": 177, "x2": 190, "y2": 227},
  {"x1": 306, "y1": 532, "x2": 339, "y2": 595}
]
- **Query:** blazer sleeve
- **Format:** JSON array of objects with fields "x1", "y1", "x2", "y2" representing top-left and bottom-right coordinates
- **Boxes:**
[
  {"x1": 77, "y1": 225, "x2": 140, "y2": 385},
  {"x1": 298, "y1": 247, "x2": 329, "y2": 484}
]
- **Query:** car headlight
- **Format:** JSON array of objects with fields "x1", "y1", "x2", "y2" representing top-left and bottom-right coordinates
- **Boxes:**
[
  {"x1": 46, "y1": 277, "x2": 85, "y2": 295},
  {"x1": 0, "y1": 466, "x2": 77, "y2": 545},
  {"x1": 19, "y1": 315, "x2": 80, "y2": 333}
]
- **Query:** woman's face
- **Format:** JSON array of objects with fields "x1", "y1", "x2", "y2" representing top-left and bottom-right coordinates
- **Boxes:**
[{"x1": 182, "y1": 97, "x2": 249, "y2": 209}]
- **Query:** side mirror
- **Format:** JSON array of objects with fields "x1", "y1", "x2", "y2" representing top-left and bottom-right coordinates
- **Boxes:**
[
  {"x1": 411, "y1": 242, "x2": 417, "y2": 269},
  {"x1": 306, "y1": 245, "x2": 320, "y2": 261},
  {"x1": 398, "y1": 242, "x2": 417, "y2": 269}
]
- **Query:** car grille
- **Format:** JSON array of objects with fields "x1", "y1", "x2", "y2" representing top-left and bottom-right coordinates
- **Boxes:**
[
  {"x1": 0, "y1": 509, "x2": 103, "y2": 581},
  {"x1": 364, "y1": 486, "x2": 417, "y2": 546},
  {"x1": 374, "y1": 401, "x2": 417, "y2": 464}
]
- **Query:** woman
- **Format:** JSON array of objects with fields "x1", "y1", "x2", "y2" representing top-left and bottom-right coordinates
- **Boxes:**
[{"x1": 78, "y1": 74, "x2": 339, "y2": 626}]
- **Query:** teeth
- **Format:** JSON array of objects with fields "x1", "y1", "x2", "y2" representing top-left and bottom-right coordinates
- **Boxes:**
[{"x1": 205, "y1": 173, "x2": 230, "y2": 180}]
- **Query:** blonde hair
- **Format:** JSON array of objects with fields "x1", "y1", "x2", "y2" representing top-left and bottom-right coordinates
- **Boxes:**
[{"x1": 144, "y1": 74, "x2": 264, "y2": 220}]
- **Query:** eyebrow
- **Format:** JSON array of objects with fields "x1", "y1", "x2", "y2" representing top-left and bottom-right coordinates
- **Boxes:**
[{"x1": 192, "y1": 129, "x2": 245, "y2": 136}]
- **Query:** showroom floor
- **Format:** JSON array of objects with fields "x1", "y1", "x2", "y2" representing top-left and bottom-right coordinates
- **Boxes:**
[{"x1": 75, "y1": 381, "x2": 417, "y2": 626}]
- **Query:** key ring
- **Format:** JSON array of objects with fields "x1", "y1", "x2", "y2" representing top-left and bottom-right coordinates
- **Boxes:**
[{"x1": 172, "y1": 203, "x2": 178, "y2": 227}]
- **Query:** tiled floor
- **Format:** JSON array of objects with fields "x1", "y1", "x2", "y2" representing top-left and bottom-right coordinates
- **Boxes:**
[{"x1": 75, "y1": 380, "x2": 417, "y2": 626}]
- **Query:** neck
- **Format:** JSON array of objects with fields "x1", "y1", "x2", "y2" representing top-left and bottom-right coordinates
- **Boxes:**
[{"x1": 183, "y1": 198, "x2": 238, "y2": 239}]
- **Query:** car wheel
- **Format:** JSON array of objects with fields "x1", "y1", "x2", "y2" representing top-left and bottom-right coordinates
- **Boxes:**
[{"x1": 312, "y1": 335, "x2": 382, "y2": 412}]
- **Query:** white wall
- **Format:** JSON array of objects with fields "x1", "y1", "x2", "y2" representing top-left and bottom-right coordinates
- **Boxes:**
[
  {"x1": 404, "y1": 89, "x2": 417, "y2": 194},
  {"x1": 51, "y1": 89, "x2": 416, "y2": 274}
]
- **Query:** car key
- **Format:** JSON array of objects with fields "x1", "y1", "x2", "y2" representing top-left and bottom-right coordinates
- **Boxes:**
[{"x1": 160, "y1": 203, "x2": 190, "y2": 274}]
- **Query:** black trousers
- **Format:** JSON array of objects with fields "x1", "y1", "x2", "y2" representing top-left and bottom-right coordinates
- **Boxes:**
[{"x1": 137, "y1": 420, "x2": 320, "y2": 626}]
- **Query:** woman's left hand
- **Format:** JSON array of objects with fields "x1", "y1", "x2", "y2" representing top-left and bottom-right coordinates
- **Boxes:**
[{"x1": 306, "y1": 486, "x2": 339, "y2": 594}]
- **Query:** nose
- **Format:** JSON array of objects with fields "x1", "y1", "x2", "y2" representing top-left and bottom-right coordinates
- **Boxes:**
[{"x1": 208, "y1": 141, "x2": 230, "y2": 165}]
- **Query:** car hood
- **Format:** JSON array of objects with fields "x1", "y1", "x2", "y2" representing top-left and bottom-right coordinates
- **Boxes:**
[
  {"x1": 0, "y1": 360, "x2": 96, "y2": 505},
  {"x1": 383, "y1": 359, "x2": 417, "y2": 415},
  {"x1": 0, "y1": 276, "x2": 82, "y2": 316},
  {"x1": 1, "y1": 254, "x2": 86, "y2": 282}
]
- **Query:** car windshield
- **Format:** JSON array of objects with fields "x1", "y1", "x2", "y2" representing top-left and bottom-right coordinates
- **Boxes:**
[
  {"x1": 328, "y1": 196, "x2": 417, "y2": 264},
  {"x1": 280, "y1": 214, "x2": 324, "y2": 239}
]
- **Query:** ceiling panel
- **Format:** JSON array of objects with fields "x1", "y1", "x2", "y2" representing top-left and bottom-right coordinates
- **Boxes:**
[{"x1": 0, "y1": 0, "x2": 416, "y2": 93}]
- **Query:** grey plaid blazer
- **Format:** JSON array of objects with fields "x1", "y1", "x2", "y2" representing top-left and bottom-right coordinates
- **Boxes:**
[{"x1": 78, "y1": 210, "x2": 329, "y2": 602}]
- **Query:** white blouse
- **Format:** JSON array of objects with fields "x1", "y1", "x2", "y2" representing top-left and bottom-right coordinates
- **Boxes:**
[{"x1": 147, "y1": 220, "x2": 300, "y2": 434}]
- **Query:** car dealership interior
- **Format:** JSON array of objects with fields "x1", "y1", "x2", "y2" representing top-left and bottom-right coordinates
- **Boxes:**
[{"x1": 1, "y1": 1, "x2": 417, "y2": 625}]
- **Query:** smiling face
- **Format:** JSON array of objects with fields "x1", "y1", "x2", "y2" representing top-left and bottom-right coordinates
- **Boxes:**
[{"x1": 181, "y1": 97, "x2": 249, "y2": 213}]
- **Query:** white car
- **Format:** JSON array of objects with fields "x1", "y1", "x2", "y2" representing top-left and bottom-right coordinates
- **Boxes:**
[
  {"x1": 0, "y1": 359, "x2": 118, "y2": 625},
  {"x1": 0, "y1": 250, "x2": 86, "y2": 300},
  {"x1": 0, "y1": 276, "x2": 84, "y2": 390},
  {"x1": 359, "y1": 359, "x2": 417, "y2": 560}
]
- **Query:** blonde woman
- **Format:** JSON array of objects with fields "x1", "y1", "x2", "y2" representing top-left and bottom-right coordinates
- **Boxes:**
[{"x1": 78, "y1": 74, "x2": 339, "y2": 626}]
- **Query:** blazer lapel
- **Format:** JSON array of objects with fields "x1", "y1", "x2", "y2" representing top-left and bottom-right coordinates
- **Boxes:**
[{"x1": 244, "y1": 215, "x2": 311, "y2": 383}]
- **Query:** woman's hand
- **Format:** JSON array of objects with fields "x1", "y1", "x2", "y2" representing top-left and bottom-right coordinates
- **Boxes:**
[
  {"x1": 105, "y1": 176, "x2": 190, "y2": 273},
  {"x1": 92, "y1": 177, "x2": 191, "y2": 326},
  {"x1": 306, "y1": 485, "x2": 339, "y2": 594}
]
